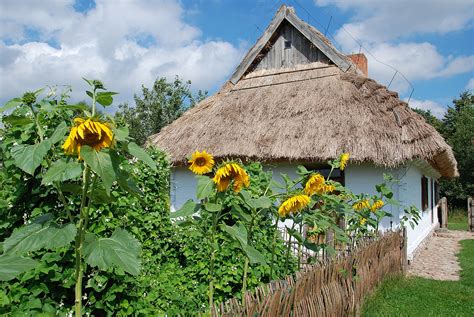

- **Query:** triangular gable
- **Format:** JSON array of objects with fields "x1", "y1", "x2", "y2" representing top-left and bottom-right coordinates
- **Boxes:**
[{"x1": 230, "y1": 5, "x2": 351, "y2": 84}]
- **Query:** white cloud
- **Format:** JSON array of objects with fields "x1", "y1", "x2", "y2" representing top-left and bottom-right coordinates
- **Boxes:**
[
  {"x1": 466, "y1": 78, "x2": 474, "y2": 90},
  {"x1": 0, "y1": 0, "x2": 242, "y2": 106},
  {"x1": 355, "y1": 43, "x2": 474, "y2": 93},
  {"x1": 315, "y1": 0, "x2": 474, "y2": 44},
  {"x1": 316, "y1": 0, "x2": 474, "y2": 95},
  {"x1": 406, "y1": 98, "x2": 447, "y2": 119}
]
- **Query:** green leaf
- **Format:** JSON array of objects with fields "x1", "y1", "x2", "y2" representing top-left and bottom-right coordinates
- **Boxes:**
[
  {"x1": 2, "y1": 115, "x2": 34, "y2": 126},
  {"x1": 83, "y1": 229, "x2": 141, "y2": 276},
  {"x1": 240, "y1": 190, "x2": 255, "y2": 209},
  {"x1": 0, "y1": 254, "x2": 38, "y2": 281},
  {"x1": 3, "y1": 222, "x2": 76, "y2": 255},
  {"x1": 296, "y1": 165, "x2": 310, "y2": 176},
  {"x1": 83, "y1": 78, "x2": 93, "y2": 86},
  {"x1": 96, "y1": 92, "x2": 118, "y2": 107},
  {"x1": 253, "y1": 197, "x2": 272, "y2": 209},
  {"x1": 0, "y1": 98, "x2": 22, "y2": 112},
  {"x1": 42, "y1": 160, "x2": 82, "y2": 185},
  {"x1": 220, "y1": 224, "x2": 248, "y2": 247},
  {"x1": 171, "y1": 200, "x2": 200, "y2": 218},
  {"x1": 11, "y1": 140, "x2": 52, "y2": 175},
  {"x1": 242, "y1": 244, "x2": 267, "y2": 265},
  {"x1": 57, "y1": 104, "x2": 89, "y2": 111},
  {"x1": 80, "y1": 146, "x2": 116, "y2": 195},
  {"x1": 127, "y1": 142, "x2": 156, "y2": 171},
  {"x1": 48, "y1": 121, "x2": 68, "y2": 144},
  {"x1": 196, "y1": 175, "x2": 214, "y2": 200},
  {"x1": 113, "y1": 126, "x2": 129, "y2": 142},
  {"x1": 287, "y1": 227, "x2": 304, "y2": 243},
  {"x1": 204, "y1": 202, "x2": 222, "y2": 212}
]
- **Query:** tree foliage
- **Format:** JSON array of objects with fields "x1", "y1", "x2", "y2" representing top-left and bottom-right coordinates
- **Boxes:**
[
  {"x1": 114, "y1": 76, "x2": 207, "y2": 145},
  {"x1": 412, "y1": 91, "x2": 474, "y2": 207}
]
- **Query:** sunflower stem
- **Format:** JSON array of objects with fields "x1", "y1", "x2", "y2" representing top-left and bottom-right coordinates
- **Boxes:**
[
  {"x1": 241, "y1": 211, "x2": 256, "y2": 306},
  {"x1": 91, "y1": 87, "x2": 97, "y2": 117},
  {"x1": 297, "y1": 224, "x2": 303, "y2": 271},
  {"x1": 74, "y1": 165, "x2": 91, "y2": 317},
  {"x1": 284, "y1": 222, "x2": 296, "y2": 276},
  {"x1": 270, "y1": 214, "x2": 280, "y2": 279}
]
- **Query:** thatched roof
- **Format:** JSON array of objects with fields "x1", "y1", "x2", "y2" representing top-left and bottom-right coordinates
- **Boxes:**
[{"x1": 149, "y1": 6, "x2": 458, "y2": 178}]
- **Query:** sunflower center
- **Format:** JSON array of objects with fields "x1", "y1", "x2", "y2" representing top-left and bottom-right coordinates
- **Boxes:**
[
  {"x1": 195, "y1": 157, "x2": 206, "y2": 166},
  {"x1": 80, "y1": 129, "x2": 103, "y2": 146}
]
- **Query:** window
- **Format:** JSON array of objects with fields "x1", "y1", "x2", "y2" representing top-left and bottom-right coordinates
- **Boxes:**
[
  {"x1": 434, "y1": 181, "x2": 440, "y2": 205},
  {"x1": 421, "y1": 176, "x2": 429, "y2": 211},
  {"x1": 430, "y1": 178, "x2": 434, "y2": 223},
  {"x1": 284, "y1": 40, "x2": 292, "y2": 49}
]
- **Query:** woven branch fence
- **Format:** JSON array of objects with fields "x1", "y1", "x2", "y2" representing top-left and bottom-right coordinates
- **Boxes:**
[{"x1": 215, "y1": 229, "x2": 407, "y2": 316}]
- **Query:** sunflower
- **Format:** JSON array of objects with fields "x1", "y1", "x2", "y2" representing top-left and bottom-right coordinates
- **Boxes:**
[
  {"x1": 340, "y1": 153, "x2": 350, "y2": 171},
  {"x1": 278, "y1": 194, "x2": 311, "y2": 217},
  {"x1": 62, "y1": 118, "x2": 114, "y2": 158},
  {"x1": 213, "y1": 162, "x2": 249, "y2": 193},
  {"x1": 188, "y1": 150, "x2": 214, "y2": 175},
  {"x1": 371, "y1": 200, "x2": 384, "y2": 212},
  {"x1": 304, "y1": 173, "x2": 325, "y2": 196},
  {"x1": 353, "y1": 199, "x2": 370, "y2": 211},
  {"x1": 359, "y1": 217, "x2": 367, "y2": 225},
  {"x1": 321, "y1": 184, "x2": 336, "y2": 194}
]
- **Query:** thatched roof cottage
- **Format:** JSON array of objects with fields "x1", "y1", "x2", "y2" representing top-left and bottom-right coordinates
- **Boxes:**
[{"x1": 149, "y1": 5, "x2": 458, "y2": 258}]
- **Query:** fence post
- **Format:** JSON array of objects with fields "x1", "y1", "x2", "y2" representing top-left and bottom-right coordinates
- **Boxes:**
[
  {"x1": 401, "y1": 227, "x2": 408, "y2": 274},
  {"x1": 440, "y1": 197, "x2": 448, "y2": 229},
  {"x1": 468, "y1": 197, "x2": 473, "y2": 233}
]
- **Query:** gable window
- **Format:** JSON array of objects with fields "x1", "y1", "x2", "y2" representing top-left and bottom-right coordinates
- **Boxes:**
[
  {"x1": 284, "y1": 40, "x2": 292, "y2": 49},
  {"x1": 421, "y1": 176, "x2": 429, "y2": 211}
]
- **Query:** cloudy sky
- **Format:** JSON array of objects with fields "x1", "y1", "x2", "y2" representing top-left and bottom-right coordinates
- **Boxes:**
[{"x1": 1, "y1": 0, "x2": 473, "y2": 117}]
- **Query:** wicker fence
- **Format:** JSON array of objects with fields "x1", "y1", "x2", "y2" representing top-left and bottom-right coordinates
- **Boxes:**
[{"x1": 215, "y1": 229, "x2": 407, "y2": 316}]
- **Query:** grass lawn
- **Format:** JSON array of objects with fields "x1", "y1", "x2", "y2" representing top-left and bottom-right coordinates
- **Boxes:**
[
  {"x1": 448, "y1": 211, "x2": 469, "y2": 231},
  {"x1": 362, "y1": 239, "x2": 474, "y2": 317}
]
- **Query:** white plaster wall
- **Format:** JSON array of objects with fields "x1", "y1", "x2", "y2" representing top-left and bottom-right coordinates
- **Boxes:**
[
  {"x1": 344, "y1": 163, "x2": 400, "y2": 231},
  {"x1": 170, "y1": 167, "x2": 198, "y2": 212},
  {"x1": 169, "y1": 161, "x2": 440, "y2": 258},
  {"x1": 397, "y1": 162, "x2": 439, "y2": 257}
]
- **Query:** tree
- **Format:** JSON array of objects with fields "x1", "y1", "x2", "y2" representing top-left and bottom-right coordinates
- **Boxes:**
[
  {"x1": 413, "y1": 92, "x2": 474, "y2": 208},
  {"x1": 439, "y1": 92, "x2": 474, "y2": 208},
  {"x1": 115, "y1": 76, "x2": 207, "y2": 145},
  {"x1": 412, "y1": 108, "x2": 443, "y2": 131}
]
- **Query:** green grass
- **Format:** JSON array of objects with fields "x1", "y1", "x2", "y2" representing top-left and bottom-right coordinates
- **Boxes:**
[
  {"x1": 448, "y1": 211, "x2": 469, "y2": 231},
  {"x1": 362, "y1": 239, "x2": 474, "y2": 317}
]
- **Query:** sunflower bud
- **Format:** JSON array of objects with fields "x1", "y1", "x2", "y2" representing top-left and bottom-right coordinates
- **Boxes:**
[
  {"x1": 22, "y1": 92, "x2": 36, "y2": 105},
  {"x1": 92, "y1": 80, "x2": 105, "y2": 90}
]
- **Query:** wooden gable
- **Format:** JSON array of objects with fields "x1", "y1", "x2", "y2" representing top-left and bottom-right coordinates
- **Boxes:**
[
  {"x1": 230, "y1": 5, "x2": 351, "y2": 84},
  {"x1": 253, "y1": 20, "x2": 331, "y2": 72}
]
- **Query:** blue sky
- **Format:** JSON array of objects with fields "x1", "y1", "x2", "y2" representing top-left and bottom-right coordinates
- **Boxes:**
[{"x1": 1, "y1": 0, "x2": 473, "y2": 117}]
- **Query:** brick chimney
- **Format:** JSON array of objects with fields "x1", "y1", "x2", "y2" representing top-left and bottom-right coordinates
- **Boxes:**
[{"x1": 347, "y1": 53, "x2": 368, "y2": 76}]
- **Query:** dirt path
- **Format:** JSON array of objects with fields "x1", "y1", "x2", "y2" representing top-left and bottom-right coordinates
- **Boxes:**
[{"x1": 408, "y1": 230, "x2": 474, "y2": 281}]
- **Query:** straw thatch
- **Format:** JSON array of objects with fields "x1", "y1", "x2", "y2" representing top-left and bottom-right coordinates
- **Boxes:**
[{"x1": 149, "y1": 7, "x2": 458, "y2": 178}]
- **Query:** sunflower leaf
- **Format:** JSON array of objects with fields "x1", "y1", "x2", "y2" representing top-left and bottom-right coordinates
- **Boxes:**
[
  {"x1": 80, "y1": 146, "x2": 116, "y2": 195},
  {"x1": 196, "y1": 175, "x2": 214, "y2": 200},
  {"x1": 127, "y1": 142, "x2": 156, "y2": 171},
  {"x1": 42, "y1": 159, "x2": 83, "y2": 185},
  {"x1": 171, "y1": 199, "x2": 200, "y2": 218},
  {"x1": 96, "y1": 92, "x2": 118, "y2": 107},
  {"x1": 48, "y1": 121, "x2": 69, "y2": 144},
  {"x1": 0, "y1": 254, "x2": 38, "y2": 281},
  {"x1": 83, "y1": 229, "x2": 141, "y2": 276},
  {"x1": 11, "y1": 140, "x2": 52, "y2": 175},
  {"x1": 1, "y1": 97, "x2": 22, "y2": 112},
  {"x1": 3, "y1": 221, "x2": 76, "y2": 255}
]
